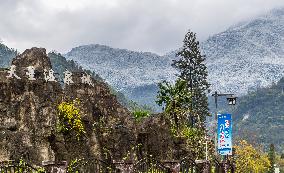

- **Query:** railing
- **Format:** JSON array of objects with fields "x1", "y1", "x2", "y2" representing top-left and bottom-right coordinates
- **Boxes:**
[
  {"x1": 180, "y1": 157, "x2": 201, "y2": 173},
  {"x1": 132, "y1": 157, "x2": 170, "y2": 173},
  {"x1": 0, "y1": 160, "x2": 38, "y2": 173},
  {"x1": 211, "y1": 158, "x2": 235, "y2": 173},
  {"x1": 67, "y1": 158, "x2": 119, "y2": 173},
  {"x1": 0, "y1": 157, "x2": 235, "y2": 173},
  {"x1": 213, "y1": 158, "x2": 224, "y2": 173}
]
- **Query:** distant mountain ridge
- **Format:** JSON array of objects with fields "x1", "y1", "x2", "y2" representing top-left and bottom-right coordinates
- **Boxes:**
[
  {"x1": 65, "y1": 44, "x2": 176, "y2": 110},
  {"x1": 65, "y1": 44, "x2": 176, "y2": 90},
  {"x1": 202, "y1": 7, "x2": 284, "y2": 94},
  {"x1": 64, "y1": 8, "x2": 284, "y2": 110}
]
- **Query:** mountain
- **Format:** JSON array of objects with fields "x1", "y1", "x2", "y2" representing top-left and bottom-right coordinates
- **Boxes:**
[
  {"x1": 202, "y1": 8, "x2": 284, "y2": 95},
  {"x1": 232, "y1": 77, "x2": 284, "y2": 151},
  {"x1": 64, "y1": 44, "x2": 176, "y2": 111},
  {"x1": 64, "y1": 8, "x2": 284, "y2": 111}
]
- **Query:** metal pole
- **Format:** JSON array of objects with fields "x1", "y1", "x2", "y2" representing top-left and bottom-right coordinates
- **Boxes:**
[
  {"x1": 213, "y1": 91, "x2": 218, "y2": 156},
  {"x1": 212, "y1": 91, "x2": 220, "y2": 173},
  {"x1": 214, "y1": 91, "x2": 218, "y2": 109},
  {"x1": 205, "y1": 136, "x2": 208, "y2": 160}
]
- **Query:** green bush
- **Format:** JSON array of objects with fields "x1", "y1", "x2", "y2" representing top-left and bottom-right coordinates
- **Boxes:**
[{"x1": 132, "y1": 109, "x2": 150, "y2": 121}]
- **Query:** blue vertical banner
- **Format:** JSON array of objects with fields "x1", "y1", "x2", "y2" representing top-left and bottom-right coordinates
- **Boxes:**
[{"x1": 217, "y1": 113, "x2": 232, "y2": 155}]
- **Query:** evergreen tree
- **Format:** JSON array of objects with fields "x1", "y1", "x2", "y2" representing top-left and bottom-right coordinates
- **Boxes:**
[
  {"x1": 172, "y1": 30, "x2": 210, "y2": 126},
  {"x1": 156, "y1": 31, "x2": 212, "y2": 159},
  {"x1": 268, "y1": 143, "x2": 276, "y2": 173}
]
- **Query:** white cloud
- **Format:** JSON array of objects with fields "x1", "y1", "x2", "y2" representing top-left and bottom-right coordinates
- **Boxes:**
[{"x1": 0, "y1": 0, "x2": 283, "y2": 54}]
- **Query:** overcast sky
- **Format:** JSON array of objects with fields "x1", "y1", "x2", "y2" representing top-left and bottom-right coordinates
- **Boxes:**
[{"x1": 0, "y1": 0, "x2": 284, "y2": 55}]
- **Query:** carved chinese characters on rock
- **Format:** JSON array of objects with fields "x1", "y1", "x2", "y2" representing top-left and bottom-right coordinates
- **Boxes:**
[
  {"x1": 5, "y1": 65, "x2": 95, "y2": 87},
  {"x1": 63, "y1": 70, "x2": 74, "y2": 85},
  {"x1": 26, "y1": 66, "x2": 36, "y2": 80},
  {"x1": 81, "y1": 73, "x2": 94, "y2": 87},
  {"x1": 44, "y1": 69, "x2": 56, "y2": 82},
  {"x1": 6, "y1": 65, "x2": 21, "y2": 79}
]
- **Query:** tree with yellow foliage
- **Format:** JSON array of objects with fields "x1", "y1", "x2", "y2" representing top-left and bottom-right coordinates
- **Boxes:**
[
  {"x1": 234, "y1": 140, "x2": 270, "y2": 173},
  {"x1": 57, "y1": 98, "x2": 86, "y2": 140}
]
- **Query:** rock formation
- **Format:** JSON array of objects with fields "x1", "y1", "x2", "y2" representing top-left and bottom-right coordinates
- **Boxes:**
[
  {"x1": 0, "y1": 47, "x2": 188, "y2": 171},
  {"x1": 0, "y1": 48, "x2": 136, "y2": 165}
]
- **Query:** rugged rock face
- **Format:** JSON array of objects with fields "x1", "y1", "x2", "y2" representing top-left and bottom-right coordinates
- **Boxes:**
[
  {"x1": 0, "y1": 47, "x2": 187, "y2": 167},
  {"x1": 0, "y1": 48, "x2": 61, "y2": 164},
  {"x1": 136, "y1": 114, "x2": 175, "y2": 160},
  {"x1": 0, "y1": 47, "x2": 136, "y2": 165}
]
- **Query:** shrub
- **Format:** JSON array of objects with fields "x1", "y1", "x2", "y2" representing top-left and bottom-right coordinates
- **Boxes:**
[
  {"x1": 57, "y1": 99, "x2": 86, "y2": 139},
  {"x1": 132, "y1": 109, "x2": 150, "y2": 121}
]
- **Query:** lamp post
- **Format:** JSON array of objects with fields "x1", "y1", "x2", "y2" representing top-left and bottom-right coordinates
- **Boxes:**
[
  {"x1": 211, "y1": 91, "x2": 237, "y2": 155},
  {"x1": 212, "y1": 91, "x2": 237, "y2": 173}
]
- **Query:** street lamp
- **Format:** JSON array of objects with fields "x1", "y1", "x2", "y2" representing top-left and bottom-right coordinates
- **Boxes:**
[
  {"x1": 212, "y1": 91, "x2": 237, "y2": 109},
  {"x1": 212, "y1": 91, "x2": 237, "y2": 172},
  {"x1": 227, "y1": 96, "x2": 237, "y2": 105},
  {"x1": 211, "y1": 92, "x2": 237, "y2": 153}
]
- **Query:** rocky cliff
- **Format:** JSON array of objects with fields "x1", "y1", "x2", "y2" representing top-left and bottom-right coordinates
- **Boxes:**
[{"x1": 0, "y1": 48, "x2": 136, "y2": 165}]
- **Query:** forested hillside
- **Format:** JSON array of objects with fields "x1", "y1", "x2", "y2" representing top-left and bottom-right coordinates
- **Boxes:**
[{"x1": 233, "y1": 77, "x2": 284, "y2": 151}]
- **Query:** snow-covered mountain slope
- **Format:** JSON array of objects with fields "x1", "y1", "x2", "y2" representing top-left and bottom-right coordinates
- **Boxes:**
[
  {"x1": 65, "y1": 45, "x2": 176, "y2": 90},
  {"x1": 64, "y1": 44, "x2": 177, "y2": 109},
  {"x1": 65, "y1": 8, "x2": 284, "y2": 110},
  {"x1": 203, "y1": 8, "x2": 284, "y2": 94}
]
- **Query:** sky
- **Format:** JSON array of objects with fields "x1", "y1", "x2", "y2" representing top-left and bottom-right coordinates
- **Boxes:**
[{"x1": 0, "y1": 0, "x2": 284, "y2": 55}]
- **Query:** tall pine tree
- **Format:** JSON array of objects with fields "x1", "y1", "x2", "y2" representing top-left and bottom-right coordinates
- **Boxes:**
[{"x1": 172, "y1": 30, "x2": 210, "y2": 126}]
